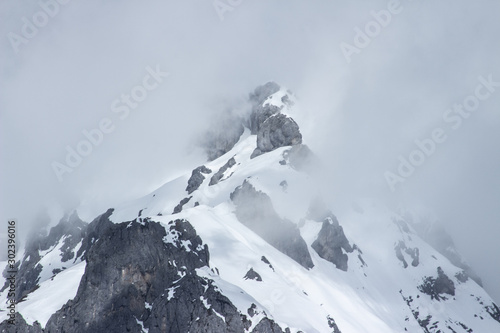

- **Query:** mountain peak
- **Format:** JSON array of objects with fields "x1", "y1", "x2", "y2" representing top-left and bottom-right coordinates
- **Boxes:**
[{"x1": 202, "y1": 82, "x2": 303, "y2": 161}]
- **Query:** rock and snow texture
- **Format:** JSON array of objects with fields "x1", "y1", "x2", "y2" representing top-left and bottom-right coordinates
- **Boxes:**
[{"x1": 1, "y1": 83, "x2": 500, "y2": 332}]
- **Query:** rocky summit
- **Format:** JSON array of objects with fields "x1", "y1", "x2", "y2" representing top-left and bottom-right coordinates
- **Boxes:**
[{"x1": 1, "y1": 83, "x2": 500, "y2": 333}]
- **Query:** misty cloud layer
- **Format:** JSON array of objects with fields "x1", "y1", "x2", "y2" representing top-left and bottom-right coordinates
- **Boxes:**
[{"x1": 1, "y1": 1, "x2": 499, "y2": 301}]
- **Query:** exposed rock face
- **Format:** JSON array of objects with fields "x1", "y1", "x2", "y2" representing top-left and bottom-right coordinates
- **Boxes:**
[
  {"x1": 486, "y1": 303, "x2": 500, "y2": 323},
  {"x1": 311, "y1": 217, "x2": 353, "y2": 271},
  {"x1": 261, "y1": 256, "x2": 274, "y2": 271},
  {"x1": 251, "y1": 114, "x2": 302, "y2": 159},
  {"x1": 400, "y1": 291, "x2": 434, "y2": 333},
  {"x1": 248, "y1": 82, "x2": 281, "y2": 134},
  {"x1": 306, "y1": 198, "x2": 355, "y2": 272},
  {"x1": 243, "y1": 268, "x2": 262, "y2": 282},
  {"x1": 327, "y1": 315, "x2": 342, "y2": 333},
  {"x1": 230, "y1": 180, "x2": 314, "y2": 269},
  {"x1": 46, "y1": 212, "x2": 86, "y2": 263},
  {"x1": 186, "y1": 165, "x2": 212, "y2": 194},
  {"x1": 172, "y1": 196, "x2": 193, "y2": 214},
  {"x1": 394, "y1": 241, "x2": 420, "y2": 268},
  {"x1": 395, "y1": 242, "x2": 409, "y2": 268},
  {"x1": 418, "y1": 267, "x2": 456, "y2": 301},
  {"x1": 44, "y1": 219, "x2": 249, "y2": 333},
  {"x1": 0, "y1": 212, "x2": 87, "y2": 302},
  {"x1": 209, "y1": 157, "x2": 236, "y2": 186},
  {"x1": 0, "y1": 211, "x2": 291, "y2": 332},
  {"x1": 0, "y1": 315, "x2": 43, "y2": 333},
  {"x1": 251, "y1": 317, "x2": 285, "y2": 333},
  {"x1": 76, "y1": 209, "x2": 114, "y2": 261}
]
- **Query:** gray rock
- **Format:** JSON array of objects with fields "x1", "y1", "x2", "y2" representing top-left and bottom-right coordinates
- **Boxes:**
[
  {"x1": 485, "y1": 303, "x2": 500, "y2": 323},
  {"x1": 172, "y1": 196, "x2": 192, "y2": 214},
  {"x1": 405, "y1": 247, "x2": 420, "y2": 267},
  {"x1": 327, "y1": 315, "x2": 342, "y2": 333},
  {"x1": 75, "y1": 208, "x2": 114, "y2": 262},
  {"x1": 209, "y1": 157, "x2": 236, "y2": 186},
  {"x1": 0, "y1": 212, "x2": 87, "y2": 303},
  {"x1": 230, "y1": 180, "x2": 314, "y2": 269},
  {"x1": 250, "y1": 82, "x2": 281, "y2": 107},
  {"x1": 0, "y1": 210, "x2": 297, "y2": 333},
  {"x1": 0, "y1": 314, "x2": 43, "y2": 333},
  {"x1": 251, "y1": 318, "x2": 285, "y2": 333},
  {"x1": 247, "y1": 303, "x2": 257, "y2": 317},
  {"x1": 186, "y1": 165, "x2": 212, "y2": 194},
  {"x1": 395, "y1": 241, "x2": 409, "y2": 268},
  {"x1": 251, "y1": 114, "x2": 302, "y2": 158},
  {"x1": 418, "y1": 267, "x2": 455, "y2": 301},
  {"x1": 261, "y1": 256, "x2": 274, "y2": 271},
  {"x1": 249, "y1": 104, "x2": 282, "y2": 135},
  {"x1": 44, "y1": 219, "x2": 249, "y2": 333},
  {"x1": 311, "y1": 218, "x2": 353, "y2": 272},
  {"x1": 248, "y1": 82, "x2": 281, "y2": 134},
  {"x1": 243, "y1": 268, "x2": 262, "y2": 281}
]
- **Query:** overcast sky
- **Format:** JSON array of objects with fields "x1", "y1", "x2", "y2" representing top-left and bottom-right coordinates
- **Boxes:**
[{"x1": 1, "y1": 0, "x2": 499, "y2": 302}]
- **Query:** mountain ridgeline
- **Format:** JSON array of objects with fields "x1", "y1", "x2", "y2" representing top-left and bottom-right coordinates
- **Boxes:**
[{"x1": 1, "y1": 83, "x2": 499, "y2": 332}]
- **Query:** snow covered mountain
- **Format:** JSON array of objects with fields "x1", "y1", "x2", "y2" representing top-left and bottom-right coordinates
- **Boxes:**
[{"x1": 1, "y1": 83, "x2": 499, "y2": 332}]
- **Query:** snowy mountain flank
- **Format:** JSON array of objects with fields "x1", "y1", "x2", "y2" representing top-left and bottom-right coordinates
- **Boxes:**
[{"x1": 1, "y1": 82, "x2": 499, "y2": 333}]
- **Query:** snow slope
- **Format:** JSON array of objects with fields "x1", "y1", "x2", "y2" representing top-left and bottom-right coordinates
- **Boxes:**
[
  {"x1": 107, "y1": 121, "x2": 500, "y2": 332},
  {"x1": 1, "y1": 86, "x2": 499, "y2": 332}
]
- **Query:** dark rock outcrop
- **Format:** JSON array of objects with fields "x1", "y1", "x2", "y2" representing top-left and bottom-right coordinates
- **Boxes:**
[
  {"x1": 405, "y1": 247, "x2": 420, "y2": 267},
  {"x1": 172, "y1": 196, "x2": 192, "y2": 214},
  {"x1": 395, "y1": 241, "x2": 409, "y2": 268},
  {"x1": 209, "y1": 157, "x2": 236, "y2": 186},
  {"x1": 0, "y1": 213, "x2": 295, "y2": 332},
  {"x1": 230, "y1": 180, "x2": 314, "y2": 269},
  {"x1": 394, "y1": 241, "x2": 419, "y2": 268},
  {"x1": 311, "y1": 217, "x2": 353, "y2": 271},
  {"x1": 186, "y1": 165, "x2": 212, "y2": 194},
  {"x1": 486, "y1": 303, "x2": 500, "y2": 323},
  {"x1": 243, "y1": 268, "x2": 262, "y2": 281},
  {"x1": 43, "y1": 219, "x2": 249, "y2": 333},
  {"x1": 327, "y1": 315, "x2": 342, "y2": 333},
  {"x1": 0, "y1": 212, "x2": 87, "y2": 303},
  {"x1": 261, "y1": 256, "x2": 274, "y2": 271},
  {"x1": 248, "y1": 82, "x2": 281, "y2": 134},
  {"x1": 251, "y1": 318, "x2": 284, "y2": 333},
  {"x1": 418, "y1": 267, "x2": 455, "y2": 301},
  {"x1": 75, "y1": 209, "x2": 114, "y2": 261},
  {"x1": 47, "y1": 212, "x2": 86, "y2": 263},
  {"x1": 251, "y1": 114, "x2": 302, "y2": 159},
  {"x1": 0, "y1": 315, "x2": 43, "y2": 333}
]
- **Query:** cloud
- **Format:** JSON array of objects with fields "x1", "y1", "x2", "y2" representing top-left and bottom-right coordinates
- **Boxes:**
[{"x1": 1, "y1": 0, "x2": 499, "y2": 301}]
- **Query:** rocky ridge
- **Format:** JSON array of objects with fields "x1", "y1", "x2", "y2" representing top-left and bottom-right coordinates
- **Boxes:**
[{"x1": 1, "y1": 82, "x2": 499, "y2": 333}]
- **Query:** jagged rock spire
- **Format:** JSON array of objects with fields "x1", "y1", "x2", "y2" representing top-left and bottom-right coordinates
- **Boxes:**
[{"x1": 202, "y1": 82, "x2": 303, "y2": 160}]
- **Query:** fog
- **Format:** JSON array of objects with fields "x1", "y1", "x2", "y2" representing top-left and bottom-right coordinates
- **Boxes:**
[{"x1": 1, "y1": 1, "x2": 499, "y2": 302}]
